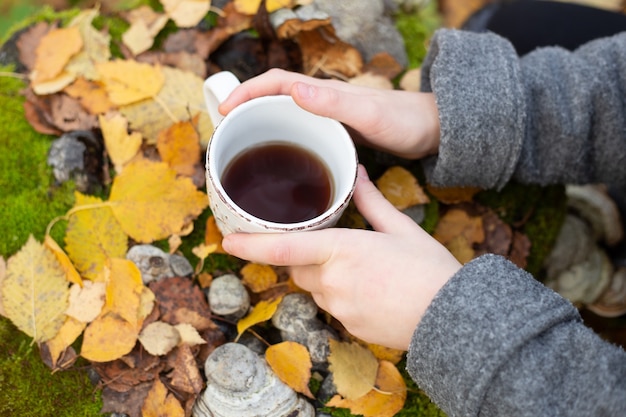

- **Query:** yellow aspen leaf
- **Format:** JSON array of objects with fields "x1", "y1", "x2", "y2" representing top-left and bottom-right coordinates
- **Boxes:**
[
  {"x1": 328, "y1": 339, "x2": 378, "y2": 400},
  {"x1": 103, "y1": 258, "x2": 144, "y2": 329},
  {"x1": 236, "y1": 297, "x2": 283, "y2": 336},
  {"x1": 161, "y1": 0, "x2": 211, "y2": 28},
  {"x1": 81, "y1": 311, "x2": 139, "y2": 362},
  {"x1": 266, "y1": 341, "x2": 314, "y2": 398},
  {"x1": 64, "y1": 192, "x2": 128, "y2": 280},
  {"x1": 64, "y1": 77, "x2": 115, "y2": 114},
  {"x1": 192, "y1": 243, "x2": 218, "y2": 261},
  {"x1": 0, "y1": 257, "x2": 6, "y2": 318},
  {"x1": 326, "y1": 360, "x2": 407, "y2": 417},
  {"x1": 376, "y1": 166, "x2": 430, "y2": 210},
  {"x1": 362, "y1": 342, "x2": 405, "y2": 365},
  {"x1": 31, "y1": 26, "x2": 83, "y2": 84},
  {"x1": 426, "y1": 184, "x2": 481, "y2": 204},
  {"x1": 65, "y1": 8, "x2": 112, "y2": 81},
  {"x1": 241, "y1": 263, "x2": 278, "y2": 293},
  {"x1": 44, "y1": 235, "x2": 82, "y2": 287},
  {"x1": 142, "y1": 378, "x2": 185, "y2": 417},
  {"x1": 108, "y1": 159, "x2": 209, "y2": 243},
  {"x1": 120, "y1": 66, "x2": 213, "y2": 146},
  {"x1": 197, "y1": 272, "x2": 213, "y2": 289},
  {"x1": 234, "y1": 0, "x2": 296, "y2": 15},
  {"x1": 96, "y1": 60, "x2": 165, "y2": 106},
  {"x1": 99, "y1": 113, "x2": 143, "y2": 173},
  {"x1": 204, "y1": 215, "x2": 226, "y2": 254},
  {"x1": 44, "y1": 316, "x2": 87, "y2": 369},
  {"x1": 444, "y1": 235, "x2": 476, "y2": 264},
  {"x1": 156, "y1": 118, "x2": 201, "y2": 177},
  {"x1": 2, "y1": 236, "x2": 69, "y2": 343},
  {"x1": 65, "y1": 281, "x2": 106, "y2": 323}
]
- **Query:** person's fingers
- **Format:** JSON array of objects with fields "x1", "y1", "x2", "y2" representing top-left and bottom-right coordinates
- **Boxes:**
[
  {"x1": 352, "y1": 165, "x2": 420, "y2": 235},
  {"x1": 222, "y1": 229, "x2": 336, "y2": 266}
]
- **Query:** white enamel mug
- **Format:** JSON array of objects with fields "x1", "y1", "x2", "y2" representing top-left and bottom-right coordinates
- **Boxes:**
[{"x1": 203, "y1": 71, "x2": 358, "y2": 235}]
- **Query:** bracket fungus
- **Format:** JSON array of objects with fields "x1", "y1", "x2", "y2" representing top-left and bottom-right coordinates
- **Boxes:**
[{"x1": 193, "y1": 342, "x2": 315, "y2": 417}]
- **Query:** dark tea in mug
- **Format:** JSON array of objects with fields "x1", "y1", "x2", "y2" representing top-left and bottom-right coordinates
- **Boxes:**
[{"x1": 221, "y1": 142, "x2": 333, "y2": 223}]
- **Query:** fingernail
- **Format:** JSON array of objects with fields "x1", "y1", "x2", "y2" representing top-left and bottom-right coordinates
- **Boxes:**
[
  {"x1": 221, "y1": 235, "x2": 232, "y2": 253},
  {"x1": 296, "y1": 83, "x2": 316, "y2": 100}
]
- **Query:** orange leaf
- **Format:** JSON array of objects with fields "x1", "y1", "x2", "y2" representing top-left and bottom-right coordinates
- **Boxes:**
[
  {"x1": 81, "y1": 312, "x2": 139, "y2": 362},
  {"x1": 157, "y1": 118, "x2": 201, "y2": 177},
  {"x1": 241, "y1": 263, "x2": 278, "y2": 293},
  {"x1": 326, "y1": 360, "x2": 407, "y2": 417},
  {"x1": 376, "y1": 166, "x2": 430, "y2": 210},
  {"x1": 108, "y1": 159, "x2": 209, "y2": 242},
  {"x1": 266, "y1": 341, "x2": 314, "y2": 398},
  {"x1": 103, "y1": 258, "x2": 144, "y2": 329},
  {"x1": 64, "y1": 77, "x2": 115, "y2": 114},
  {"x1": 32, "y1": 26, "x2": 83, "y2": 83},
  {"x1": 142, "y1": 377, "x2": 185, "y2": 417},
  {"x1": 204, "y1": 215, "x2": 226, "y2": 254}
]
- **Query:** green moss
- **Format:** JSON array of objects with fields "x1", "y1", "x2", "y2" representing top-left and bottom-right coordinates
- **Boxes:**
[
  {"x1": 0, "y1": 317, "x2": 103, "y2": 417},
  {"x1": 475, "y1": 182, "x2": 567, "y2": 277},
  {"x1": 394, "y1": 2, "x2": 442, "y2": 69},
  {"x1": 395, "y1": 359, "x2": 447, "y2": 417},
  {"x1": 0, "y1": 5, "x2": 81, "y2": 44},
  {"x1": 0, "y1": 68, "x2": 75, "y2": 257}
]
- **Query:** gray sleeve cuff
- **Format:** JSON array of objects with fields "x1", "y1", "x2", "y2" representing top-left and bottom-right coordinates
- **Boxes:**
[
  {"x1": 406, "y1": 254, "x2": 626, "y2": 417},
  {"x1": 420, "y1": 29, "x2": 526, "y2": 190}
]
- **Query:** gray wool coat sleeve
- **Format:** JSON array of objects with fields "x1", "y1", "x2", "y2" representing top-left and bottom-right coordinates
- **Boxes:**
[{"x1": 406, "y1": 29, "x2": 626, "y2": 416}]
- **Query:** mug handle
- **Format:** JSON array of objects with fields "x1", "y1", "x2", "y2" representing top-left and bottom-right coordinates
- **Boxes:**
[{"x1": 203, "y1": 71, "x2": 241, "y2": 127}]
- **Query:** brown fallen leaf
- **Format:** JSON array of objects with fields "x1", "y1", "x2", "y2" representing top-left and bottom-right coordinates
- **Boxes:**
[
  {"x1": 141, "y1": 377, "x2": 185, "y2": 417},
  {"x1": 376, "y1": 166, "x2": 430, "y2": 210},
  {"x1": 167, "y1": 344, "x2": 205, "y2": 395},
  {"x1": 296, "y1": 26, "x2": 363, "y2": 78},
  {"x1": 43, "y1": 316, "x2": 86, "y2": 369},
  {"x1": 16, "y1": 22, "x2": 52, "y2": 71},
  {"x1": 31, "y1": 26, "x2": 83, "y2": 84},
  {"x1": 100, "y1": 381, "x2": 153, "y2": 417},
  {"x1": 64, "y1": 77, "x2": 115, "y2": 115}
]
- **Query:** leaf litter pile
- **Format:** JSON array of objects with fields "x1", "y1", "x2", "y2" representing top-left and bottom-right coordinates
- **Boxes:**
[{"x1": 0, "y1": 1, "x2": 544, "y2": 416}]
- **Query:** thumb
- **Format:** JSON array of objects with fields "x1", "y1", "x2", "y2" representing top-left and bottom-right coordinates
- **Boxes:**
[{"x1": 352, "y1": 165, "x2": 417, "y2": 234}]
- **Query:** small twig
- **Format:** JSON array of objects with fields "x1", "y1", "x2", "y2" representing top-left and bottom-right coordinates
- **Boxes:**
[
  {"x1": 0, "y1": 71, "x2": 28, "y2": 80},
  {"x1": 45, "y1": 201, "x2": 116, "y2": 236},
  {"x1": 153, "y1": 94, "x2": 180, "y2": 124}
]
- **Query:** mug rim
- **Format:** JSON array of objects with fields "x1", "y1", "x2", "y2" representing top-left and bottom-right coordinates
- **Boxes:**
[{"x1": 206, "y1": 95, "x2": 358, "y2": 231}]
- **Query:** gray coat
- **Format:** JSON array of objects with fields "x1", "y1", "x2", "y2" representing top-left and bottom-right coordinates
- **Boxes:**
[{"x1": 407, "y1": 29, "x2": 626, "y2": 416}]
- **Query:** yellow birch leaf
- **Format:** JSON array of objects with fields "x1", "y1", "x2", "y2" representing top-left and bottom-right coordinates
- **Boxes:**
[
  {"x1": 376, "y1": 166, "x2": 430, "y2": 210},
  {"x1": 64, "y1": 192, "x2": 128, "y2": 280},
  {"x1": 156, "y1": 118, "x2": 201, "y2": 177},
  {"x1": 2, "y1": 236, "x2": 69, "y2": 343},
  {"x1": 161, "y1": 0, "x2": 211, "y2": 28},
  {"x1": 44, "y1": 316, "x2": 87, "y2": 369},
  {"x1": 234, "y1": 0, "x2": 295, "y2": 14},
  {"x1": 80, "y1": 311, "x2": 139, "y2": 362},
  {"x1": 192, "y1": 243, "x2": 218, "y2": 261},
  {"x1": 99, "y1": 113, "x2": 143, "y2": 173},
  {"x1": 65, "y1": 281, "x2": 106, "y2": 323},
  {"x1": 328, "y1": 339, "x2": 378, "y2": 400},
  {"x1": 139, "y1": 286, "x2": 156, "y2": 323},
  {"x1": 142, "y1": 378, "x2": 185, "y2": 417},
  {"x1": 433, "y1": 208, "x2": 485, "y2": 246},
  {"x1": 44, "y1": 235, "x2": 83, "y2": 287},
  {"x1": 241, "y1": 263, "x2": 278, "y2": 293},
  {"x1": 444, "y1": 235, "x2": 476, "y2": 264},
  {"x1": 363, "y1": 342, "x2": 405, "y2": 365},
  {"x1": 120, "y1": 66, "x2": 213, "y2": 146},
  {"x1": 103, "y1": 258, "x2": 144, "y2": 329},
  {"x1": 174, "y1": 323, "x2": 207, "y2": 347},
  {"x1": 108, "y1": 159, "x2": 209, "y2": 243},
  {"x1": 122, "y1": 7, "x2": 169, "y2": 55},
  {"x1": 266, "y1": 341, "x2": 314, "y2": 398},
  {"x1": 0, "y1": 257, "x2": 5, "y2": 318},
  {"x1": 237, "y1": 297, "x2": 283, "y2": 336},
  {"x1": 96, "y1": 60, "x2": 165, "y2": 106},
  {"x1": 31, "y1": 26, "x2": 83, "y2": 84},
  {"x1": 326, "y1": 360, "x2": 407, "y2": 417}
]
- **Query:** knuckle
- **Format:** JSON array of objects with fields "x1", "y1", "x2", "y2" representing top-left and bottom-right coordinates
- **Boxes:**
[{"x1": 269, "y1": 242, "x2": 292, "y2": 265}]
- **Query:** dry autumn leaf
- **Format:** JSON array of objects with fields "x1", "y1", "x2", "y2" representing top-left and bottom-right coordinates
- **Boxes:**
[
  {"x1": 44, "y1": 235, "x2": 83, "y2": 287},
  {"x1": 120, "y1": 66, "x2": 213, "y2": 146},
  {"x1": 328, "y1": 339, "x2": 378, "y2": 400},
  {"x1": 266, "y1": 341, "x2": 314, "y2": 398},
  {"x1": 64, "y1": 192, "x2": 128, "y2": 280},
  {"x1": 44, "y1": 316, "x2": 87, "y2": 369},
  {"x1": 96, "y1": 60, "x2": 165, "y2": 106},
  {"x1": 81, "y1": 311, "x2": 140, "y2": 362},
  {"x1": 0, "y1": 257, "x2": 6, "y2": 318},
  {"x1": 326, "y1": 360, "x2": 407, "y2": 417},
  {"x1": 65, "y1": 8, "x2": 112, "y2": 81},
  {"x1": 103, "y1": 258, "x2": 146, "y2": 329},
  {"x1": 138, "y1": 321, "x2": 182, "y2": 356},
  {"x1": 161, "y1": 0, "x2": 211, "y2": 28},
  {"x1": 376, "y1": 166, "x2": 430, "y2": 210},
  {"x1": 204, "y1": 215, "x2": 227, "y2": 254},
  {"x1": 31, "y1": 26, "x2": 83, "y2": 85},
  {"x1": 108, "y1": 159, "x2": 209, "y2": 242},
  {"x1": 2, "y1": 235, "x2": 69, "y2": 343},
  {"x1": 241, "y1": 263, "x2": 278, "y2": 293},
  {"x1": 156, "y1": 117, "x2": 201, "y2": 177},
  {"x1": 99, "y1": 113, "x2": 143, "y2": 173},
  {"x1": 175, "y1": 323, "x2": 207, "y2": 347},
  {"x1": 236, "y1": 297, "x2": 283, "y2": 337},
  {"x1": 65, "y1": 281, "x2": 106, "y2": 323},
  {"x1": 142, "y1": 378, "x2": 185, "y2": 417},
  {"x1": 168, "y1": 344, "x2": 205, "y2": 395},
  {"x1": 64, "y1": 77, "x2": 115, "y2": 118},
  {"x1": 122, "y1": 6, "x2": 169, "y2": 55}
]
